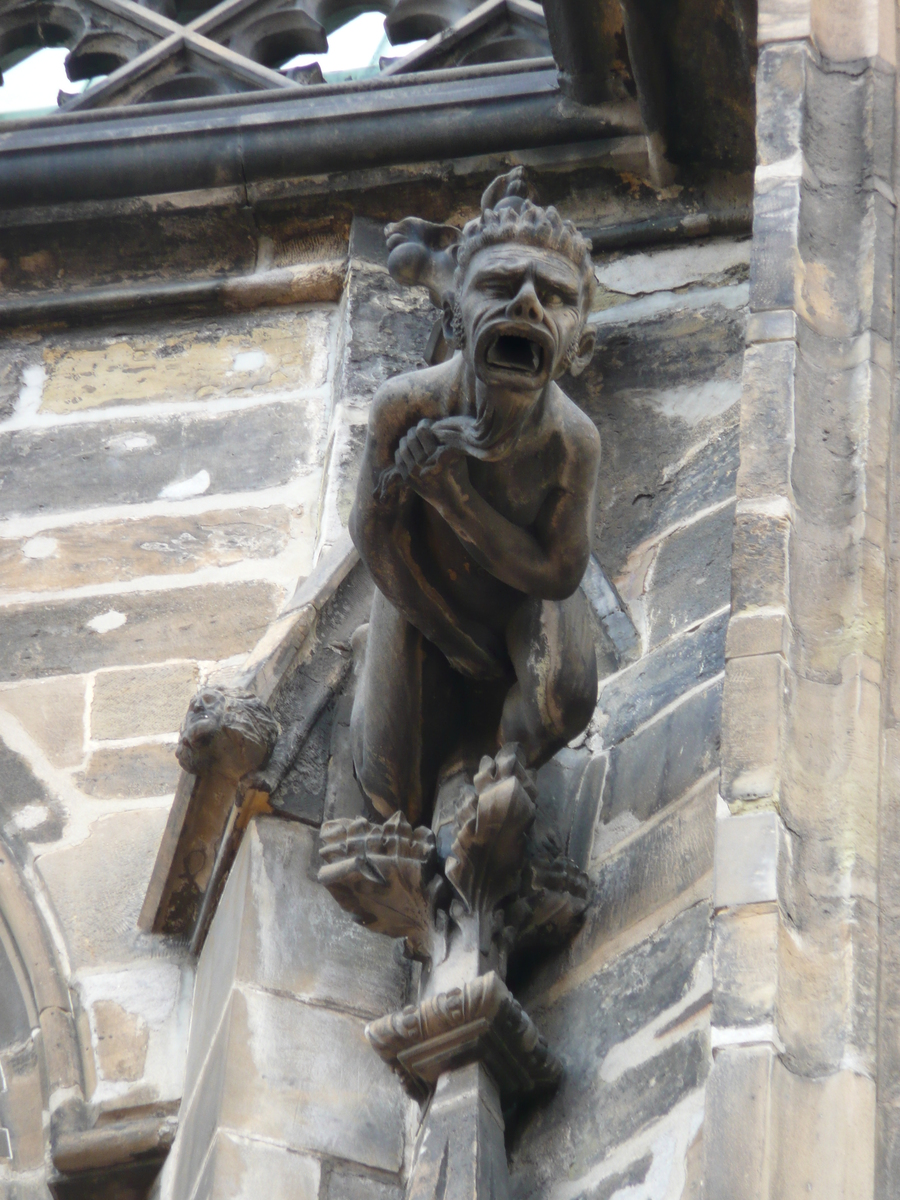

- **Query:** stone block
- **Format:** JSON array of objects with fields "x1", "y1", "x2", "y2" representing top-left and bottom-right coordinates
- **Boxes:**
[
  {"x1": 0, "y1": 507, "x2": 293, "y2": 595},
  {"x1": 725, "y1": 610, "x2": 791, "y2": 660},
  {"x1": 39, "y1": 308, "x2": 332, "y2": 414},
  {"x1": 586, "y1": 775, "x2": 715, "y2": 944},
  {"x1": 804, "y1": 57, "x2": 872, "y2": 187},
  {"x1": 872, "y1": 190, "x2": 895, "y2": 341},
  {"x1": 646, "y1": 505, "x2": 734, "y2": 649},
  {"x1": 593, "y1": 241, "x2": 750, "y2": 296},
  {"x1": 810, "y1": 0, "x2": 884, "y2": 61},
  {"x1": 769, "y1": 1062, "x2": 876, "y2": 1198},
  {"x1": 324, "y1": 1168, "x2": 402, "y2": 1200},
  {"x1": 596, "y1": 608, "x2": 727, "y2": 748},
  {"x1": 91, "y1": 662, "x2": 199, "y2": 741},
  {"x1": 76, "y1": 742, "x2": 180, "y2": 799},
  {"x1": 0, "y1": 674, "x2": 85, "y2": 767},
  {"x1": 796, "y1": 183, "x2": 874, "y2": 340},
  {"x1": 745, "y1": 307, "x2": 797, "y2": 344},
  {"x1": 0, "y1": 400, "x2": 324, "y2": 519},
  {"x1": 192, "y1": 1132, "x2": 321, "y2": 1200},
  {"x1": 0, "y1": 582, "x2": 279, "y2": 682},
  {"x1": 714, "y1": 810, "x2": 782, "y2": 909},
  {"x1": 755, "y1": 43, "x2": 806, "y2": 166},
  {"x1": 704, "y1": 1045, "x2": 773, "y2": 1200},
  {"x1": 213, "y1": 987, "x2": 405, "y2": 1171},
  {"x1": 0, "y1": 732, "x2": 63, "y2": 848},
  {"x1": 712, "y1": 905, "x2": 779, "y2": 1030},
  {"x1": 749, "y1": 178, "x2": 801, "y2": 313},
  {"x1": 720, "y1": 653, "x2": 783, "y2": 804},
  {"x1": 600, "y1": 677, "x2": 721, "y2": 825},
  {"x1": 731, "y1": 512, "x2": 790, "y2": 615},
  {"x1": 736, "y1": 339, "x2": 796, "y2": 502},
  {"x1": 36, "y1": 806, "x2": 173, "y2": 968},
  {"x1": 757, "y1": 0, "x2": 810, "y2": 41},
  {"x1": 185, "y1": 819, "x2": 409, "y2": 1107}
]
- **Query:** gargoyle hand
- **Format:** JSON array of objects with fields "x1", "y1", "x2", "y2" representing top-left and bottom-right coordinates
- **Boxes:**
[{"x1": 394, "y1": 419, "x2": 468, "y2": 508}]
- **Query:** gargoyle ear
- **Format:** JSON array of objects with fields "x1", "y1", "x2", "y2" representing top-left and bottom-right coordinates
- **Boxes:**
[
  {"x1": 442, "y1": 295, "x2": 459, "y2": 346},
  {"x1": 567, "y1": 327, "x2": 596, "y2": 377}
]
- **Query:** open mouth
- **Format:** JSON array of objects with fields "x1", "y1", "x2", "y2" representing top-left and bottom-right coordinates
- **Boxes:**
[{"x1": 485, "y1": 334, "x2": 544, "y2": 375}]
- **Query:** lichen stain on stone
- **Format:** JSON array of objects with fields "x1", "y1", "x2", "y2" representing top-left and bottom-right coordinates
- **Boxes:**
[{"x1": 39, "y1": 309, "x2": 333, "y2": 413}]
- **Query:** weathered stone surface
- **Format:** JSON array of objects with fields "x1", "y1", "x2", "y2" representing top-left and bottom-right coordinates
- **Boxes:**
[
  {"x1": 755, "y1": 43, "x2": 806, "y2": 167},
  {"x1": 0, "y1": 582, "x2": 279, "y2": 681},
  {"x1": 0, "y1": 508, "x2": 292, "y2": 594},
  {"x1": 736, "y1": 339, "x2": 796, "y2": 501},
  {"x1": 185, "y1": 819, "x2": 409, "y2": 1106},
  {"x1": 323, "y1": 1168, "x2": 402, "y2": 1200},
  {"x1": 599, "y1": 677, "x2": 722, "y2": 824},
  {"x1": 757, "y1": 0, "x2": 809, "y2": 42},
  {"x1": 646, "y1": 505, "x2": 733, "y2": 648},
  {"x1": 749, "y1": 179, "x2": 801, "y2": 314},
  {"x1": 704, "y1": 1045, "x2": 773, "y2": 1200},
  {"x1": 712, "y1": 905, "x2": 779, "y2": 1030},
  {"x1": 197, "y1": 988, "x2": 405, "y2": 1171},
  {"x1": 37, "y1": 308, "x2": 333, "y2": 413},
  {"x1": 91, "y1": 662, "x2": 199, "y2": 741},
  {"x1": 594, "y1": 240, "x2": 750, "y2": 296},
  {"x1": 595, "y1": 609, "x2": 727, "y2": 747},
  {"x1": 91, "y1": 999, "x2": 149, "y2": 1083},
  {"x1": 571, "y1": 297, "x2": 744, "y2": 576},
  {"x1": 770, "y1": 1063, "x2": 876, "y2": 1198},
  {"x1": 36, "y1": 807, "x2": 173, "y2": 968},
  {"x1": 714, "y1": 810, "x2": 782, "y2": 909},
  {"x1": 510, "y1": 903, "x2": 711, "y2": 1197},
  {"x1": 75, "y1": 742, "x2": 180, "y2": 799},
  {"x1": 587, "y1": 776, "x2": 715, "y2": 943},
  {"x1": 0, "y1": 674, "x2": 86, "y2": 767},
  {"x1": 0, "y1": 401, "x2": 324, "y2": 519},
  {"x1": 731, "y1": 512, "x2": 790, "y2": 615},
  {"x1": 191, "y1": 1132, "x2": 321, "y2": 1200},
  {"x1": 720, "y1": 654, "x2": 783, "y2": 804}
]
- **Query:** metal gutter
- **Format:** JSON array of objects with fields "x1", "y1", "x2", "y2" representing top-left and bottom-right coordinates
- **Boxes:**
[{"x1": 0, "y1": 65, "x2": 642, "y2": 209}]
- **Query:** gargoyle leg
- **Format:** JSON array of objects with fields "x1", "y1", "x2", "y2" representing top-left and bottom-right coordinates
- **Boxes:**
[{"x1": 500, "y1": 590, "x2": 598, "y2": 767}]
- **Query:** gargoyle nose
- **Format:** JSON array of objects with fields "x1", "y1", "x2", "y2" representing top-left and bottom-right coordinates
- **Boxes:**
[{"x1": 507, "y1": 283, "x2": 543, "y2": 322}]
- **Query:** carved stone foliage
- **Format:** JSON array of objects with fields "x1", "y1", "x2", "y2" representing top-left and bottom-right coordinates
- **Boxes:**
[{"x1": 0, "y1": 0, "x2": 551, "y2": 113}]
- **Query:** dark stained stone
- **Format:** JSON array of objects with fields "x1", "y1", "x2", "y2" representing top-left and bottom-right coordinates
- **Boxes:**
[
  {"x1": 600, "y1": 677, "x2": 722, "y2": 825},
  {"x1": 597, "y1": 608, "x2": 728, "y2": 748},
  {"x1": 0, "y1": 583, "x2": 278, "y2": 681},
  {"x1": 646, "y1": 504, "x2": 734, "y2": 648},
  {"x1": 509, "y1": 902, "x2": 712, "y2": 1198},
  {"x1": 0, "y1": 401, "x2": 319, "y2": 519},
  {"x1": 0, "y1": 734, "x2": 63, "y2": 851},
  {"x1": 570, "y1": 300, "x2": 743, "y2": 576}
]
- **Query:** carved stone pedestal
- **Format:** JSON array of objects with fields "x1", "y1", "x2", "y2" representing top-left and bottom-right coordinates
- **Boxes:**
[
  {"x1": 405, "y1": 1063, "x2": 509, "y2": 1200},
  {"x1": 319, "y1": 745, "x2": 588, "y2": 1200}
]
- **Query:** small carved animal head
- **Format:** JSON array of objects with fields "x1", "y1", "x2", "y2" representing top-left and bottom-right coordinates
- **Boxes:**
[{"x1": 176, "y1": 687, "x2": 279, "y2": 779}]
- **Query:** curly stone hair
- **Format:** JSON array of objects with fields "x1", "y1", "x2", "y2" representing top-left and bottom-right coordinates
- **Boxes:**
[{"x1": 453, "y1": 168, "x2": 595, "y2": 304}]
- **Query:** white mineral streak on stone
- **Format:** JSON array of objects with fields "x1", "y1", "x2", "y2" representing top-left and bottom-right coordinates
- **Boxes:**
[
  {"x1": 600, "y1": 955, "x2": 712, "y2": 1084},
  {"x1": 642, "y1": 379, "x2": 742, "y2": 427},
  {"x1": 595, "y1": 242, "x2": 750, "y2": 297},
  {"x1": 590, "y1": 282, "x2": 749, "y2": 328},
  {"x1": 549, "y1": 1091, "x2": 705, "y2": 1200},
  {"x1": 8, "y1": 803, "x2": 51, "y2": 830},
  {"x1": 232, "y1": 349, "x2": 267, "y2": 372},
  {"x1": 2, "y1": 364, "x2": 46, "y2": 429},
  {"x1": 106, "y1": 432, "x2": 157, "y2": 452},
  {"x1": 159, "y1": 469, "x2": 211, "y2": 501},
  {"x1": 87, "y1": 610, "x2": 127, "y2": 633},
  {"x1": 22, "y1": 535, "x2": 58, "y2": 559}
]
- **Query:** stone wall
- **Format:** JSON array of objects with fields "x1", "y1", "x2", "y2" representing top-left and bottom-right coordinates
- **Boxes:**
[{"x1": 1, "y1": 169, "x2": 751, "y2": 1197}]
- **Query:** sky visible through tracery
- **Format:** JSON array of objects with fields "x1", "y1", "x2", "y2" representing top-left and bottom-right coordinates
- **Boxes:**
[{"x1": 0, "y1": 10, "x2": 424, "y2": 117}]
